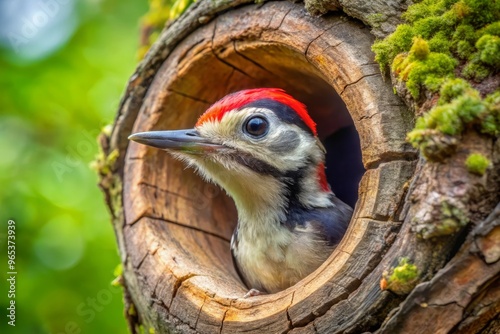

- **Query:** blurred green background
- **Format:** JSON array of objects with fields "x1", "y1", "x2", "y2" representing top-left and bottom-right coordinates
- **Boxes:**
[{"x1": 0, "y1": 0, "x2": 149, "y2": 333}]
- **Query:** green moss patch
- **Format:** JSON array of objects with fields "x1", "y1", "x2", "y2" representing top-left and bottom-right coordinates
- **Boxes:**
[
  {"x1": 466, "y1": 153, "x2": 491, "y2": 175},
  {"x1": 389, "y1": 258, "x2": 419, "y2": 282},
  {"x1": 372, "y1": 0, "x2": 500, "y2": 161},
  {"x1": 112, "y1": 263, "x2": 124, "y2": 287},
  {"x1": 381, "y1": 258, "x2": 419, "y2": 295},
  {"x1": 373, "y1": 0, "x2": 500, "y2": 79},
  {"x1": 406, "y1": 79, "x2": 499, "y2": 160},
  {"x1": 394, "y1": 42, "x2": 457, "y2": 98},
  {"x1": 437, "y1": 200, "x2": 469, "y2": 235}
]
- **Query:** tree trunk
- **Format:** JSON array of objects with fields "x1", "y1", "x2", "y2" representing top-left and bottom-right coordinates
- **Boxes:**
[{"x1": 97, "y1": 0, "x2": 500, "y2": 333}]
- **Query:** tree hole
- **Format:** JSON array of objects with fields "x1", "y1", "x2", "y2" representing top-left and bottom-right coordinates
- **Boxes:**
[{"x1": 123, "y1": 3, "x2": 414, "y2": 323}]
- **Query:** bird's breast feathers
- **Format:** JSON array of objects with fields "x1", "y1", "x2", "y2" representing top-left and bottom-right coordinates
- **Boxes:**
[{"x1": 232, "y1": 221, "x2": 333, "y2": 293}]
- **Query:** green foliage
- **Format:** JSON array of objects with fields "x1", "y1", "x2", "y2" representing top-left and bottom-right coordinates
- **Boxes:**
[
  {"x1": 138, "y1": 0, "x2": 195, "y2": 59},
  {"x1": 465, "y1": 153, "x2": 491, "y2": 175},
  {"x1": 0, "y1": 1, "x2": 147, "y2": 333}
]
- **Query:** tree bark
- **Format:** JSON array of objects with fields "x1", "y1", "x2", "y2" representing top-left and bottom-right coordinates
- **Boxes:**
[{"x1": 97, "y1": 0, "x2": 500, "y2": 333}]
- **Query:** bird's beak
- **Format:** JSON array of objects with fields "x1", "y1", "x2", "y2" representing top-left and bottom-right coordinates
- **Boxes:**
[{"x1": 128, "y1": 129, "x2": 225, "y2": 154}]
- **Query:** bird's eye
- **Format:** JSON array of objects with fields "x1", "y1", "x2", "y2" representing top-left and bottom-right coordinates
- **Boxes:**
[{"x1": 244, "y1": 116, "x2": 269, "y2": 138}]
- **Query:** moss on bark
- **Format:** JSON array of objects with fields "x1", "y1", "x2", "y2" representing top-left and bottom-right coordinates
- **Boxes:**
[{"x1": 372, "y1": 0, "x2": 500, "y2": 162}]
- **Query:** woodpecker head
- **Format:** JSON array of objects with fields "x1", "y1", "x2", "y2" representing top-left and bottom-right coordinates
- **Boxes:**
[{"x1": 129, "y1": 88, "x2": 336, "y2": 224}]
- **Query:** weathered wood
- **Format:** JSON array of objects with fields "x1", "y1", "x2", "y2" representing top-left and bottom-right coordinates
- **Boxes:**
[
  {"x1": 97, "y1": 0, "x2": 500, "y2": 333},
  {"x1": 304, "y1": 0, "x2": 413, "y2": 38}
]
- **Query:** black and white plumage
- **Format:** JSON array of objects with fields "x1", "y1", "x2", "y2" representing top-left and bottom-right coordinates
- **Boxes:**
[{"x1": 129, "y1": 88, "x2": 353, "y2": 295}]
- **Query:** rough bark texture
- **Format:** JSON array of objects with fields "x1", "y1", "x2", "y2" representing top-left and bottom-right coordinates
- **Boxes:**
[
  {"x1": 97, "y1": 0, "x2": 500, "y2": 333},
  {"x1": 304, "y1": 0, "x2": 412, "y2": 38}
]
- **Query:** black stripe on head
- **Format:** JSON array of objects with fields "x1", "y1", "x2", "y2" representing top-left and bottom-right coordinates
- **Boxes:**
[
  {"x1": 232, "y1": 150, "x2": 315, "y2": 204},
  {"x1": 231, "y1": 151, "x2": 311, "y2": 204},
  {"x1": 232, "y1": 153, "x2": 283, "y2": 177},
  {"x1": 244, "y1": 99, "x2": 315, "y2": 136}
]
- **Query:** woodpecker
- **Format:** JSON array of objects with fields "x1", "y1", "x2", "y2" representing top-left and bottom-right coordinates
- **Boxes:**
[{"x1": 129, "y1": 88, "x2": 353, "y2": 296}]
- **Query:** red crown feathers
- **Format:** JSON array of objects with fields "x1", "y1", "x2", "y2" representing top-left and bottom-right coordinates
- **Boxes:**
[{"x1": 196, "y1": 88, "x2": 318, "y2": 136}]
